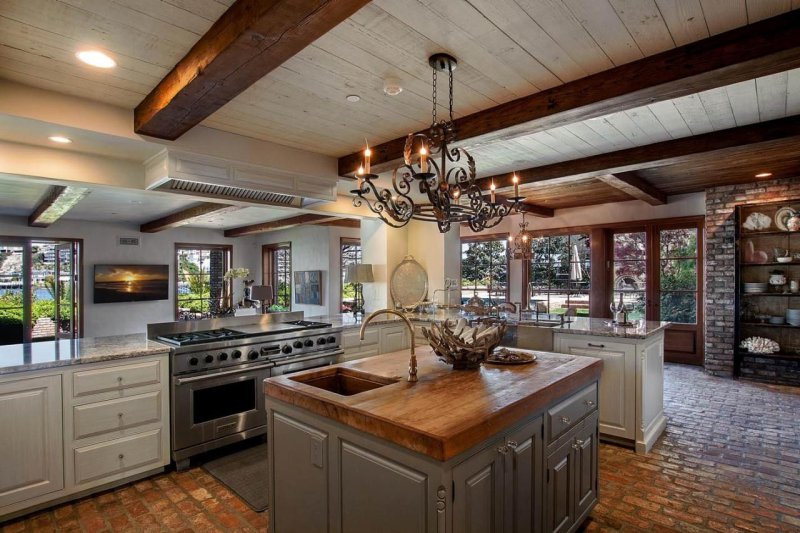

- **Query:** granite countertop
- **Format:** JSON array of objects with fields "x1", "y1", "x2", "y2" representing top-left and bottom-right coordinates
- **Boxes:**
[
  {"x1": 550, "y1": 317, "x2": 670, "y2": 339},
  {"x1": 0, "y1": 334, "x2": 171, "y2": 375},
  {"x1": 265, "y1": 346, "x2": 602, "y2": 461},
  {"x1": 312, "y1": 313, "x2": 669, "y2": 339}
]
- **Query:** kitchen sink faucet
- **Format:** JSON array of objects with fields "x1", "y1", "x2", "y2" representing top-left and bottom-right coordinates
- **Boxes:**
[{"x1": 360, "y1": 309, "x2": 417, "y2": 382}]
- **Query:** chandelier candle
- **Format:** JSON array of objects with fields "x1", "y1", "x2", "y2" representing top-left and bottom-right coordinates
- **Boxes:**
[{"x1": 513, "y1": 173, "x2": 520, "y2": 198}]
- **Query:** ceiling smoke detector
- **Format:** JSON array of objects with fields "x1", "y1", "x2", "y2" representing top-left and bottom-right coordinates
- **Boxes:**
[
  {"x1": 345, "y1": 94, "x2": 361, "y2": 103},
  {"x1": 383, "y1": 77, "x2": 403, "y2": 96}
]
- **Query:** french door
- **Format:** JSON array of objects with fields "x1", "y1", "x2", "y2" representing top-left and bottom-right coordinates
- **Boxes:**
[{"x1": 610, "y1": 219, "x2": 704, "y2": 365}]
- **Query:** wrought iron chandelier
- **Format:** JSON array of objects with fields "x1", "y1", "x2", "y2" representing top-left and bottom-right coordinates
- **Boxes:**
[
  {"x1": 507, "y1": 213, "x2": 536, "y2": 261},
  {"x1": 351, "y1": 53, "x2": 522, "y2": 233}
]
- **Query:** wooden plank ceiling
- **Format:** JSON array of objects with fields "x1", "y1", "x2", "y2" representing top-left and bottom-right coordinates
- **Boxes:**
[{"x1": 1, "y1": 0, "x2": 800, "y2": 213}]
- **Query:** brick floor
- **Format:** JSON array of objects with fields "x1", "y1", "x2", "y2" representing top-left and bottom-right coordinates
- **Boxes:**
[{"x1": 3, "y1": 363, "x2": 799, "y2": 532}]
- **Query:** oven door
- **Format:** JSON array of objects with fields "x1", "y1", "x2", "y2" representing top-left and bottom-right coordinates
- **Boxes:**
[{"x1": 172, "y1": 362, "x2": 271, "y2": 454}]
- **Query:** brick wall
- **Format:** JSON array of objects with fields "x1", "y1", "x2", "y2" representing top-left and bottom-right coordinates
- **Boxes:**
[{"x1": 705, "y1": 177, "x2": 800, "y2": 384}]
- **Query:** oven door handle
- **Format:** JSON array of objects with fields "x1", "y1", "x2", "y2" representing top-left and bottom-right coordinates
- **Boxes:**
[
  {"x1": 272, "y1": 349, "x2": 344, "y2": 367},
  {"x1": 175, "y1": 363, "x2": 272, "y2": 385}
]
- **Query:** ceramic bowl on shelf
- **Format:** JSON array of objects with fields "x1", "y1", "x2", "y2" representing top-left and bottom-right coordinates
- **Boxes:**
[
  {"x1": 769, "y1": 316, "x2": 786, "y2": 325},
  {"x1": 786, "y1": 308, "x2": 800, "y2": 326},
  {"x1": 743, "y1": 282, "x2": 769, "y2": 293},
  {"x1": 776, "y1": 257, "x2": 793, "y2": 263}
]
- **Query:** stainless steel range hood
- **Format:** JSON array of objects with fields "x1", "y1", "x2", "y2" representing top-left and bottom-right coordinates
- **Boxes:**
[{"x1": 144, "y1": 149, "x2": 337, "y2": 207}]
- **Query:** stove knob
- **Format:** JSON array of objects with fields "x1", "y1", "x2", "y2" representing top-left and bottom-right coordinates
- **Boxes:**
[
  {"x1": 232, "y1": 350, "x2": 242, "y2": 359},
  {"x1": 317, "y1": 337, "x2": 327, "y2": 345},
  {"x1": 304, "y1": 339, "x2": 314, "y2": 347},
  {"x1": 219, "y1": 352, "x2": 228, "y2": 361},
  {"x1": 204, "y1": 355, "x2": 214, "y2": 364},
  {"x1": 326, "y1": 336, "x2": 337, "y2": 345},
  {"x1": 293, "y1": 340, "x2": 303, "y2": 349},
  {"x1": 282, "y1": 345, "x2": 293, "y2": 354},
  {"x1": 189, "y1": 357, "x2": 199, "y2": 366},
  {"x1": 248, "y1": 350, "x2": 259, "y2": 360}
]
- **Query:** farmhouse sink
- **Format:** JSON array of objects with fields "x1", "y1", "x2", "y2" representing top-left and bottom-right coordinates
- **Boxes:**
[{"x1": 290, "y1": 367, "x2": 399, "y2": 396}]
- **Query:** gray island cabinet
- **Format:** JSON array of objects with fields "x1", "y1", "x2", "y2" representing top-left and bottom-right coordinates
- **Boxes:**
[{"x1": 264, "y1": 347, "x2": 602, "y2": 533}]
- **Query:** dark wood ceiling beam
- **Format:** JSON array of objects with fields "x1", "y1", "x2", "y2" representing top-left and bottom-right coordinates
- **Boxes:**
[
  {"x1": 316, "y1": 218, "x2": 361, "y2": 228},
  {"x1": 224, "y1": 213, "x2": 342, "y2": 237},
  {"x1": 596, "y1": 172, "x2": 667, "y2": 206},
  {"x1": 28, "y1": 186, "x2": 90, "y2": 227},
  {"x1": 135, "y1": 0, "x2": 371, "y2": 140},
  {"x1": 480, "y1": 114, "x2": 800, "y2": 191},
  {"x1": 338, "y1": 10, "x2": 800, "y2": 177},
  {"x1": 140, "y1": 203, "x2": 237, "y2": 233}
]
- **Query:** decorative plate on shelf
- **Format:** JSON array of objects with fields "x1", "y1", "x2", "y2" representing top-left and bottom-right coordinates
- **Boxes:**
[
  {"x1": 743, "y1": 212, "x2": 772, "y2": 231},
  {"x1": 486, "y1": 348, "x2": 537, "y2": 365},
  {"x1": 774, "y1": 207, "x2": 795, "y2": 231}
]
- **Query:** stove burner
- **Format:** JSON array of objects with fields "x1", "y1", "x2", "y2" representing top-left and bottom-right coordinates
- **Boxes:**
[
  {"x1": 282, "y1": 320, "x2": 333, "y2": 329},
  {"x1": 157, "y1": 328, "x2": 247, "y2": 346}
]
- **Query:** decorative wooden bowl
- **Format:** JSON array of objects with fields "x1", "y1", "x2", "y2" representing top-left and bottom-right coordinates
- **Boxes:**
[{"x1": 422, "y1": 319, "x2": 507, "y2": 370}]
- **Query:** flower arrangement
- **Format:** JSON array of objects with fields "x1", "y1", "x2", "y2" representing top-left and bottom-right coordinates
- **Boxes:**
[{"x1": 223, "y1": 267, "x2": 250, "y2": 280}]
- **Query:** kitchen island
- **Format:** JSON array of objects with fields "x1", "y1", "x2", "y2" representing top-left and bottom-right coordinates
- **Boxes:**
[{"x1": 264, "y1": 346, "x2": 602, "y2": 533}]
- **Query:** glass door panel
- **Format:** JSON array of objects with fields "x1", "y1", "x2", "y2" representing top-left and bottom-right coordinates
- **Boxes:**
[
  {"x1": 0, "y1": 244, "x2": 25, "y2": 345},
  {"x1": 612, "y1": 231, "x2": 647, "y2": 320},
  {"x1": 55, "y1": 242, "x2": 77, "y2": 339},
  {"x1": 658, "y1": 228, "x2": 699, "y2": 324}
]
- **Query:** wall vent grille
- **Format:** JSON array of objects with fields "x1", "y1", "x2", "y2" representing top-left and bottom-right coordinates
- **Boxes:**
[{"x1": 118, "y1": 236, "x2": 140, "y2": 246}]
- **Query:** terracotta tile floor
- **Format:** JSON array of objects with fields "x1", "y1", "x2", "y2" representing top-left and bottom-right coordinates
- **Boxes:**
[{"x1": 3, "y1": 364, "x2": 799, "y2": 532}]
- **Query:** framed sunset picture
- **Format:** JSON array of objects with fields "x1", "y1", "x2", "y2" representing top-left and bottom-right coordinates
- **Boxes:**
[{"x1": 94, "y1": 264, "x2": 169, "y2": 303}]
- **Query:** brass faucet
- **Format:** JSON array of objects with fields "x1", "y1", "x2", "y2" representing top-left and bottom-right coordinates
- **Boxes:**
[{"x1": 360, "y1": 309, "x2": 417, "y2": 382}]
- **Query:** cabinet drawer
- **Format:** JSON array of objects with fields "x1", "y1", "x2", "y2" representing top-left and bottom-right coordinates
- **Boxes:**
[
  {"x1": 342, "y1": 328, "x2": 379, "y2": 349},
  {"x1": 74, "y1": 429, "x2": 162, "y2": 484},
  {"x1": 73, "y1": 391, "x2": 162, "y2": 440},
  {"x1": 73, "y1": 360, "x2": 161, "y2": 397},
  {"x1": 547, "y1": 384, "x2": 598, "y2": 443}
]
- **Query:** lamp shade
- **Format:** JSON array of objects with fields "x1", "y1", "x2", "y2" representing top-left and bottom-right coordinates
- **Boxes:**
[
  {"x1": 250, "y1": 285, "x2": 274, "y2": 300},
  {"x1": 345, "y1": 264, "x2": 374, "y2": 283}
]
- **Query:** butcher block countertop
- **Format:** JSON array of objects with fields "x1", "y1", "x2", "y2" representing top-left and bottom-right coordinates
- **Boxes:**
[{"x1": 264, "y1": 346, "x2": 602, "y2": 461}]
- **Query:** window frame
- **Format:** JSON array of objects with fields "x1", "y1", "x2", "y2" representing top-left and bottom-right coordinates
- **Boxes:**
[
  {"x1": 460, "y1": 232, "x2": 511, "y2": 305},
  {"x1": 339, "y1": 237, "x2": 361, "y2": 313},
  {"x1": 174, "y1": 243, "x2": 233, "y2": 320},
  {"x1": 262, "y1": 242, "x2": 292, "y2": 311},
  {"x1": 527, "y1": 232, "x2": 591, "y2": 315}
]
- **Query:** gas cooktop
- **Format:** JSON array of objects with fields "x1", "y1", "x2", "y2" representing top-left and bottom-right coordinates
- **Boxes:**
[
  {"x1": 156, "y1": 328, "x2": 248, "y2": 346},
  {"x1": 156, "y1": 320, "x2": 335, "y2": 347}
]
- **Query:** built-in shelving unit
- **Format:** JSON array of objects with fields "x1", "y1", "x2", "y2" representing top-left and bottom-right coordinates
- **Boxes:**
[{"x1": 734, "y1": 199, "x2": 800, "y2": 376}]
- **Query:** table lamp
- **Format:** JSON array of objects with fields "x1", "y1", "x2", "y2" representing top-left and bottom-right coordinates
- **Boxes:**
[{"x1": 345, "y1": 264, "x2": 373, "y2": 316}]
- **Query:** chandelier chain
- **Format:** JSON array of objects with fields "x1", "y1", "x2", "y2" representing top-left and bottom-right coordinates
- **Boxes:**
[
  {"x1": 449, "y1": 67, "x2": 454, "y2": 123},
  {"x1": 432, "y1": 67, "x2": 438, "y2": 125}
]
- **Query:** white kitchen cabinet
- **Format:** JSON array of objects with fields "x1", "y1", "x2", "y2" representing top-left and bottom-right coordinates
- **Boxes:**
[
  {"x1": 0, "y1": 353, "x2": 170, "y2": 520},
  {"x1": 0, "y1": 375, "x2": 64, "y2": 508},
  {"x1": 380, "y1": 324, "x2": 409, "y2": 354},
  {"x1": 554, "y1": 331, "x2": 666, "y2": 453},
  {"x1": 340, "y1": 323, "x2": 411, "y2": 362}
]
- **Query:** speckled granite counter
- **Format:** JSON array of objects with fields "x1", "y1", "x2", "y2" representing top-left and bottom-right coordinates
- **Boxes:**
[
  {"x1": 0, "y1": 334, "x2": 170, "y2": 375},
  {"x1": 310, "y1": 313, "x2": 669, "y2": 339},
  {"x1": 553, "y1": 317, "x2": 669, "y2": 339}
]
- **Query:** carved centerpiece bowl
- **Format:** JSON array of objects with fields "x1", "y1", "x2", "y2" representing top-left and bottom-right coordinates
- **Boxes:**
[{"x1": 422, "y1": 319, "x2": 507, "y2": 370}]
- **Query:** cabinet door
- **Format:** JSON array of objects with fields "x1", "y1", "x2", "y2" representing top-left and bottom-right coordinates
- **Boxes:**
[
  {"x1": 271, "y1": 413, "x2": 328, "y2": 533},
  {"x1": 573, "y1": 417, "x2": 598, "y2": 521},
  {"x1": 555, "y1": 336, "x2": 635, "y2": 440},
  {"x1": 545, "y1": 439, "x2": 574, "y2": 533},
  {"x1": 505, "y1": 417, "x2": 544, "y2": 533},
  {"x1": 0, "y1": 375, "x2": 64, "y2": 508},
  {"x1": 453, "y1": 442, "x2": 504, "y2": 533},
  {"x1": 380, "y1": 325, "x2": 409, "y2": 354}
]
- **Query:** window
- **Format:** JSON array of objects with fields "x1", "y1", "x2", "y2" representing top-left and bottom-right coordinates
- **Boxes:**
[
  {"x1": 657, "y1": 227, "x2": 699, "y2": 324},
  {"x1": 611, "y1": 231, "x2": 647, "y2": 320},
  {"x1": 175, "y1": 244, "x2": 232, "y2": 320},
  {"x1": 529, "y1": 233, "x2": 591, "y2": 315},
  {"x1": 263, "y1": 243, "x2": 291, "y2": 311},
  {"x1": 460, "y1": 237, "x2": 508, "y2": 305},
  {"x1": 340, "y1": 238, "x2": 361, "y2": 313},
  {"x1": 0, "y1": 238, "x2": 81, "y2": 345}
]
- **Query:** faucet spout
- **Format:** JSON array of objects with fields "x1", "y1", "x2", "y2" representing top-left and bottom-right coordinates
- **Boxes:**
[{"x1": 360, "y1": 309, "x2": 418, "y2": 382}]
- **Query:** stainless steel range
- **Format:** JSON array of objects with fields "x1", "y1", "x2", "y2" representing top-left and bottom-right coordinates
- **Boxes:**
[{"x1": 148, "y1": 312, "x2": 342, "y2": 469}]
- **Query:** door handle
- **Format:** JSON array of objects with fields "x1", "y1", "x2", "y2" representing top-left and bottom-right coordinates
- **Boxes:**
[{"x1": 587, "y1": 343, "x2": 605, "y2": 348}]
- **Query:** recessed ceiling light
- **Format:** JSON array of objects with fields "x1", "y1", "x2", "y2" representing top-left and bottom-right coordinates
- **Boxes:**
[
  {"x1": 345, "y1": 94, "x2": 361, "y2": 103},
  {"x1": 384, "y1": 77, "x2": 403, "y2": 96},
  {"x1": 48, "y1": 136, "x2": 72, "y2": 144},
  {"x1": 755, "y1": 172, "x2": 772, "y2": 178},
  {"x1": 76, "y1": 49, "x2": 116, "y2": 69}
]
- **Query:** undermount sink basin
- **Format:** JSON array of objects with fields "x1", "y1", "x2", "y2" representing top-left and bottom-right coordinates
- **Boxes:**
[
  {"x1": 517, "y1": 320, "x2": 562, "y2": 327},
  {"x1": 290, "y1": 367, "x2": 398, "y2": 396}
]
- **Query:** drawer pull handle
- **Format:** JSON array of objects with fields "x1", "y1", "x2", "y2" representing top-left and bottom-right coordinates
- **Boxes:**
[
  {"x1": 585, "y1": 400, "x2": 595, "y2": 407},
  {"x1": 118, "y1": 454, "x2": 124, "y2": 460},
  {"x1": 506, "y1": 440, "x2": 518, "y2": 450},
  {"x1": 117, "y1": 412, "x2": 124, "y2": 418},
  {"x1": 572, "y1": 439, "x2": 585, "y2": 450},
  {"x1": 587, "y1": 343, "x2": 605, "y2": 348},
  {"x1": 560, "y1": 416, "x2": 571, "y2": 424},
  {"x1": 117, "y1": 376, "x2": 123, "y2": 383},
  {"x1": 497, "y1": 445, "x2": 509, "y2": 455}
]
